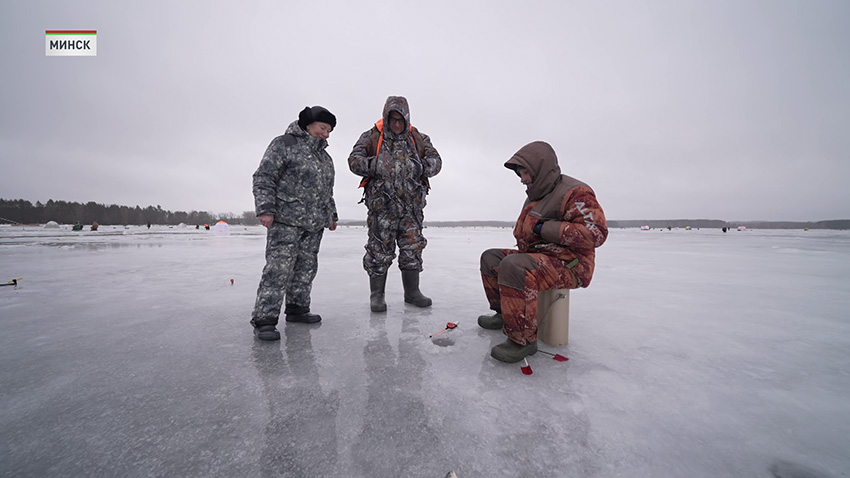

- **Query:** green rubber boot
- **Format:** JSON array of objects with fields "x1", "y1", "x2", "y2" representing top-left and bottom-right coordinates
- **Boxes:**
[
  {"x1": 490, "y1": 338, "x2": 538, "y2": 363},
  {"x1": 477, "y1": 312, "x2": 504, "y2": 330},
  {"x1": 402, "y1": 269, "x2": 432, "y2": 308},
  {"x1": 370, "y1": 273, "x2": 388, "y2": 312}
]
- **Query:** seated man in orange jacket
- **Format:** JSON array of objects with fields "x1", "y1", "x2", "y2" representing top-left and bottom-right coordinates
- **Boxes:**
[{"x1": 478, "y1": 141, "x2": 608, "y2": 363}]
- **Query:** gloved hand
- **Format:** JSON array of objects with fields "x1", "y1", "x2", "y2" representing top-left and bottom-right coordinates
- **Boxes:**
[{"x1": 533, "y1": 221, "x2": 544, "y2": 236}]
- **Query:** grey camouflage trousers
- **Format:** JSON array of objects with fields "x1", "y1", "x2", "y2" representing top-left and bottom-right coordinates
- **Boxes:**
[{"x1": 251, "y1": 222, "x2": 324, "y2": 326}]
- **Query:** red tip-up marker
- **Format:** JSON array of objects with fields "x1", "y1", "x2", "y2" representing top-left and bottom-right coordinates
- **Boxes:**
[
  {"x1": 538, "y1": 350, "x2": 569, "y2": 362},
  {"x1": 429, "y1": 321, "x2": 458, "y2": 338},
  {"x1": 521, "y1": 358, "x2": 533, "y2": 375}
]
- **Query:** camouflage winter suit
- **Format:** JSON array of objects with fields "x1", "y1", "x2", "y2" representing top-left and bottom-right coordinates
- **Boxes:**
[
  {"x1": 481, "y1": 142, "x2": 608, "y2": 345},
  {"x1": 348, "y1": 97, "x2": 442, "y2": 277},
  {"x1": 251, "y1": 121, "x2": 338, "y2": 326}
]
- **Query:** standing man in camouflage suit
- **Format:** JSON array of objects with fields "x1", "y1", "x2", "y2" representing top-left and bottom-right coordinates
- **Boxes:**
[
  {"x1": 250, "y1": 106, "x2": 338, "y2": 341},
  {"x1": 348, "y1": 96, "x2": 442, "y2": 312},
  {"x1": 478, "y1": 141, "x2": 608, "y2": 362}
]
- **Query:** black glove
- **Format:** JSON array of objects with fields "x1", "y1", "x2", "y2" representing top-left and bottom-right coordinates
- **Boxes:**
[{"x1": 533, "y1": 221, "x2": 544, "y2": 236}]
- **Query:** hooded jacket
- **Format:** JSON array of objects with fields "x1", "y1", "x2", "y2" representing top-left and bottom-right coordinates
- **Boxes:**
[
  {"x1": 348, "y1": 96, "x2": 441, "y2": 214},
  {"x1": 253, "y1": 120, "x2": 338, "y2": 231},
  {"x1": 505, "y1": 141, "x2": 608, "y2": 287}
]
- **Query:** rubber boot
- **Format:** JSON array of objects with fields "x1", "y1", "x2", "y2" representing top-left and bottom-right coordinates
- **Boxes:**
[
  {"x1": 370, "y1": 273, "x2": 387, "y2": 312},
  {"x1": 490, "y1": 338, "x2": 537, "y2": 363},
  {"x1": 477, "y1": 312, "x2": 504, "y2": 330},
  {"x1": 401, "y1": 269, "x2": 432, "y2": 307}
]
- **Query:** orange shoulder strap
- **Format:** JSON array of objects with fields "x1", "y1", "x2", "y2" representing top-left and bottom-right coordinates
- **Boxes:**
[
  {"x1": 375, "y1": 119, "x2": 384, "y2": 156},
  {"x1": 360, "y1": 119, "x2": 423, "y2": 190},
  {"x1": 374, "y1": 118, "x2": 416, "y2": 156}
]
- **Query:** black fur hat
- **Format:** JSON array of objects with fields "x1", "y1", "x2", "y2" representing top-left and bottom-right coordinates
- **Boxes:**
[{"x1": 298, "y1": 106, "x2": 336, "y2": 131}]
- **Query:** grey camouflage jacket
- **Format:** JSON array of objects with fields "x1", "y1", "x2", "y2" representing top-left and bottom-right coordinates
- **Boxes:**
[{"x1": 253, "y1": 121, "x2": 338, "y2": 231}]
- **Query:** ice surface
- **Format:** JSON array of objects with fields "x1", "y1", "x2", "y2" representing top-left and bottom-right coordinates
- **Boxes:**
[{"x1": 1, "y1": 224, "x2": 849, "y2": 477}]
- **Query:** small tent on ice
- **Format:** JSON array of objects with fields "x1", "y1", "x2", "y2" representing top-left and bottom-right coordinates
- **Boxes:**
[
  {"x1": 213, "y1": 221, "x2": 230, "y2": 235},
  {"x1": 44, "y1": 221, "x2": 60, "y2": 229}
]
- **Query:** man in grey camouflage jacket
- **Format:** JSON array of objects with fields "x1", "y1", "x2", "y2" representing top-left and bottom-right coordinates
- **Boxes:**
[
  {"x1": 348, "y1": 96, "x2": 442, "y2": 312},
  {"x1": 250, "y1": 106, "x2": 338, "y2": 341}
]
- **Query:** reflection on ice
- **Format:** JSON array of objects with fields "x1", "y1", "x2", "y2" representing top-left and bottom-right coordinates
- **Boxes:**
[{"x1": 1, "y1": 225, "x2": 848, "y2": 477}]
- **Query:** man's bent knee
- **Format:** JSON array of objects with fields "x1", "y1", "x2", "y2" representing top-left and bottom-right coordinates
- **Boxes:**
[
  {"x1": 480, "y1": 248, "x2": 506, "y2": 275},
  {"x1": 497, "y1": 253, "x2": 540, "y2": 290}
]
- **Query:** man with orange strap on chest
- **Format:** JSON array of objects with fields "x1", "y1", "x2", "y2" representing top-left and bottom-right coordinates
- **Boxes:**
[{"x1": 348, "y1": 96, "x2": 442, "y2": 312}]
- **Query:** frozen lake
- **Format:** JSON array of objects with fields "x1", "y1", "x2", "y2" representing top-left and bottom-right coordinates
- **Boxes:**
[{"x1": 1, "y1": 224, "x2": 849, "y2": 477}]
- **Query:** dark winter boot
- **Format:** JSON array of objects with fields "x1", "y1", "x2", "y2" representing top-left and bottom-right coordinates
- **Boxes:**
[
  {"x1": 490, "y1": 338, "x2": 537, "y2": 363},
  {"x1": 284, "y1": 304, "x2": 322, "y2": 324},
  {"x1": 370, "y1": 273, "x2": 388, "y2": 312},
  {"x1": 254, "y1": 325, "x2": 281, "y2": 341},
  {"x1": 401, "y1": 269, "x2": 432, "y2": 307},
  {"x1": 477, "y1": 312, "x2": 504, "y2": 330},
  {"x1": 251, "y1": 319, "x2": 281, "y2": 341},
  {"x1": 284, "y1": 313, "x2": 322, "y2": 324}
]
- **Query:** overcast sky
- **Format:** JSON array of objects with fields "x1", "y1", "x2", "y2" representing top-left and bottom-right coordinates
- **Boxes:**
[{"x1": 2, "y1": 0, "x2": 849, "y2": 222}]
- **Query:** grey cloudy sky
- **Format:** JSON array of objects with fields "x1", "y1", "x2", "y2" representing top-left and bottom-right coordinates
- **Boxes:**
[{"x1": 2, "y1": 0, "x2": 849, "y2": 222}]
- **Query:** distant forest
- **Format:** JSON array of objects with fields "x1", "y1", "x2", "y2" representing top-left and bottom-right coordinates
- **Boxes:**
[
  {"x1": 0, "y1": 199, "x2": 260, "y2": 226},
  {"x1": 2, "y1": 198, "x2": 848, "y2": 229}
]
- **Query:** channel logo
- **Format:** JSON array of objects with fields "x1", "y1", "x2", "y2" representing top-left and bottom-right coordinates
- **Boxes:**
[{"x1": 45, "y1": 30, "x2": 97, "y2": 56}]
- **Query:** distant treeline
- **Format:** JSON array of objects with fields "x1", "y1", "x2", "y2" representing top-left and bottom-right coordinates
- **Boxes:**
[
  {"x1": 607, "y1": 219, "x2": 850, "y2": 230},
  {"x1": 0, "y1": 199, "x2": 260, "y2": 226},
  {"x1": 3, "y1": 199, "x2": 847, "y2": 230}
]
